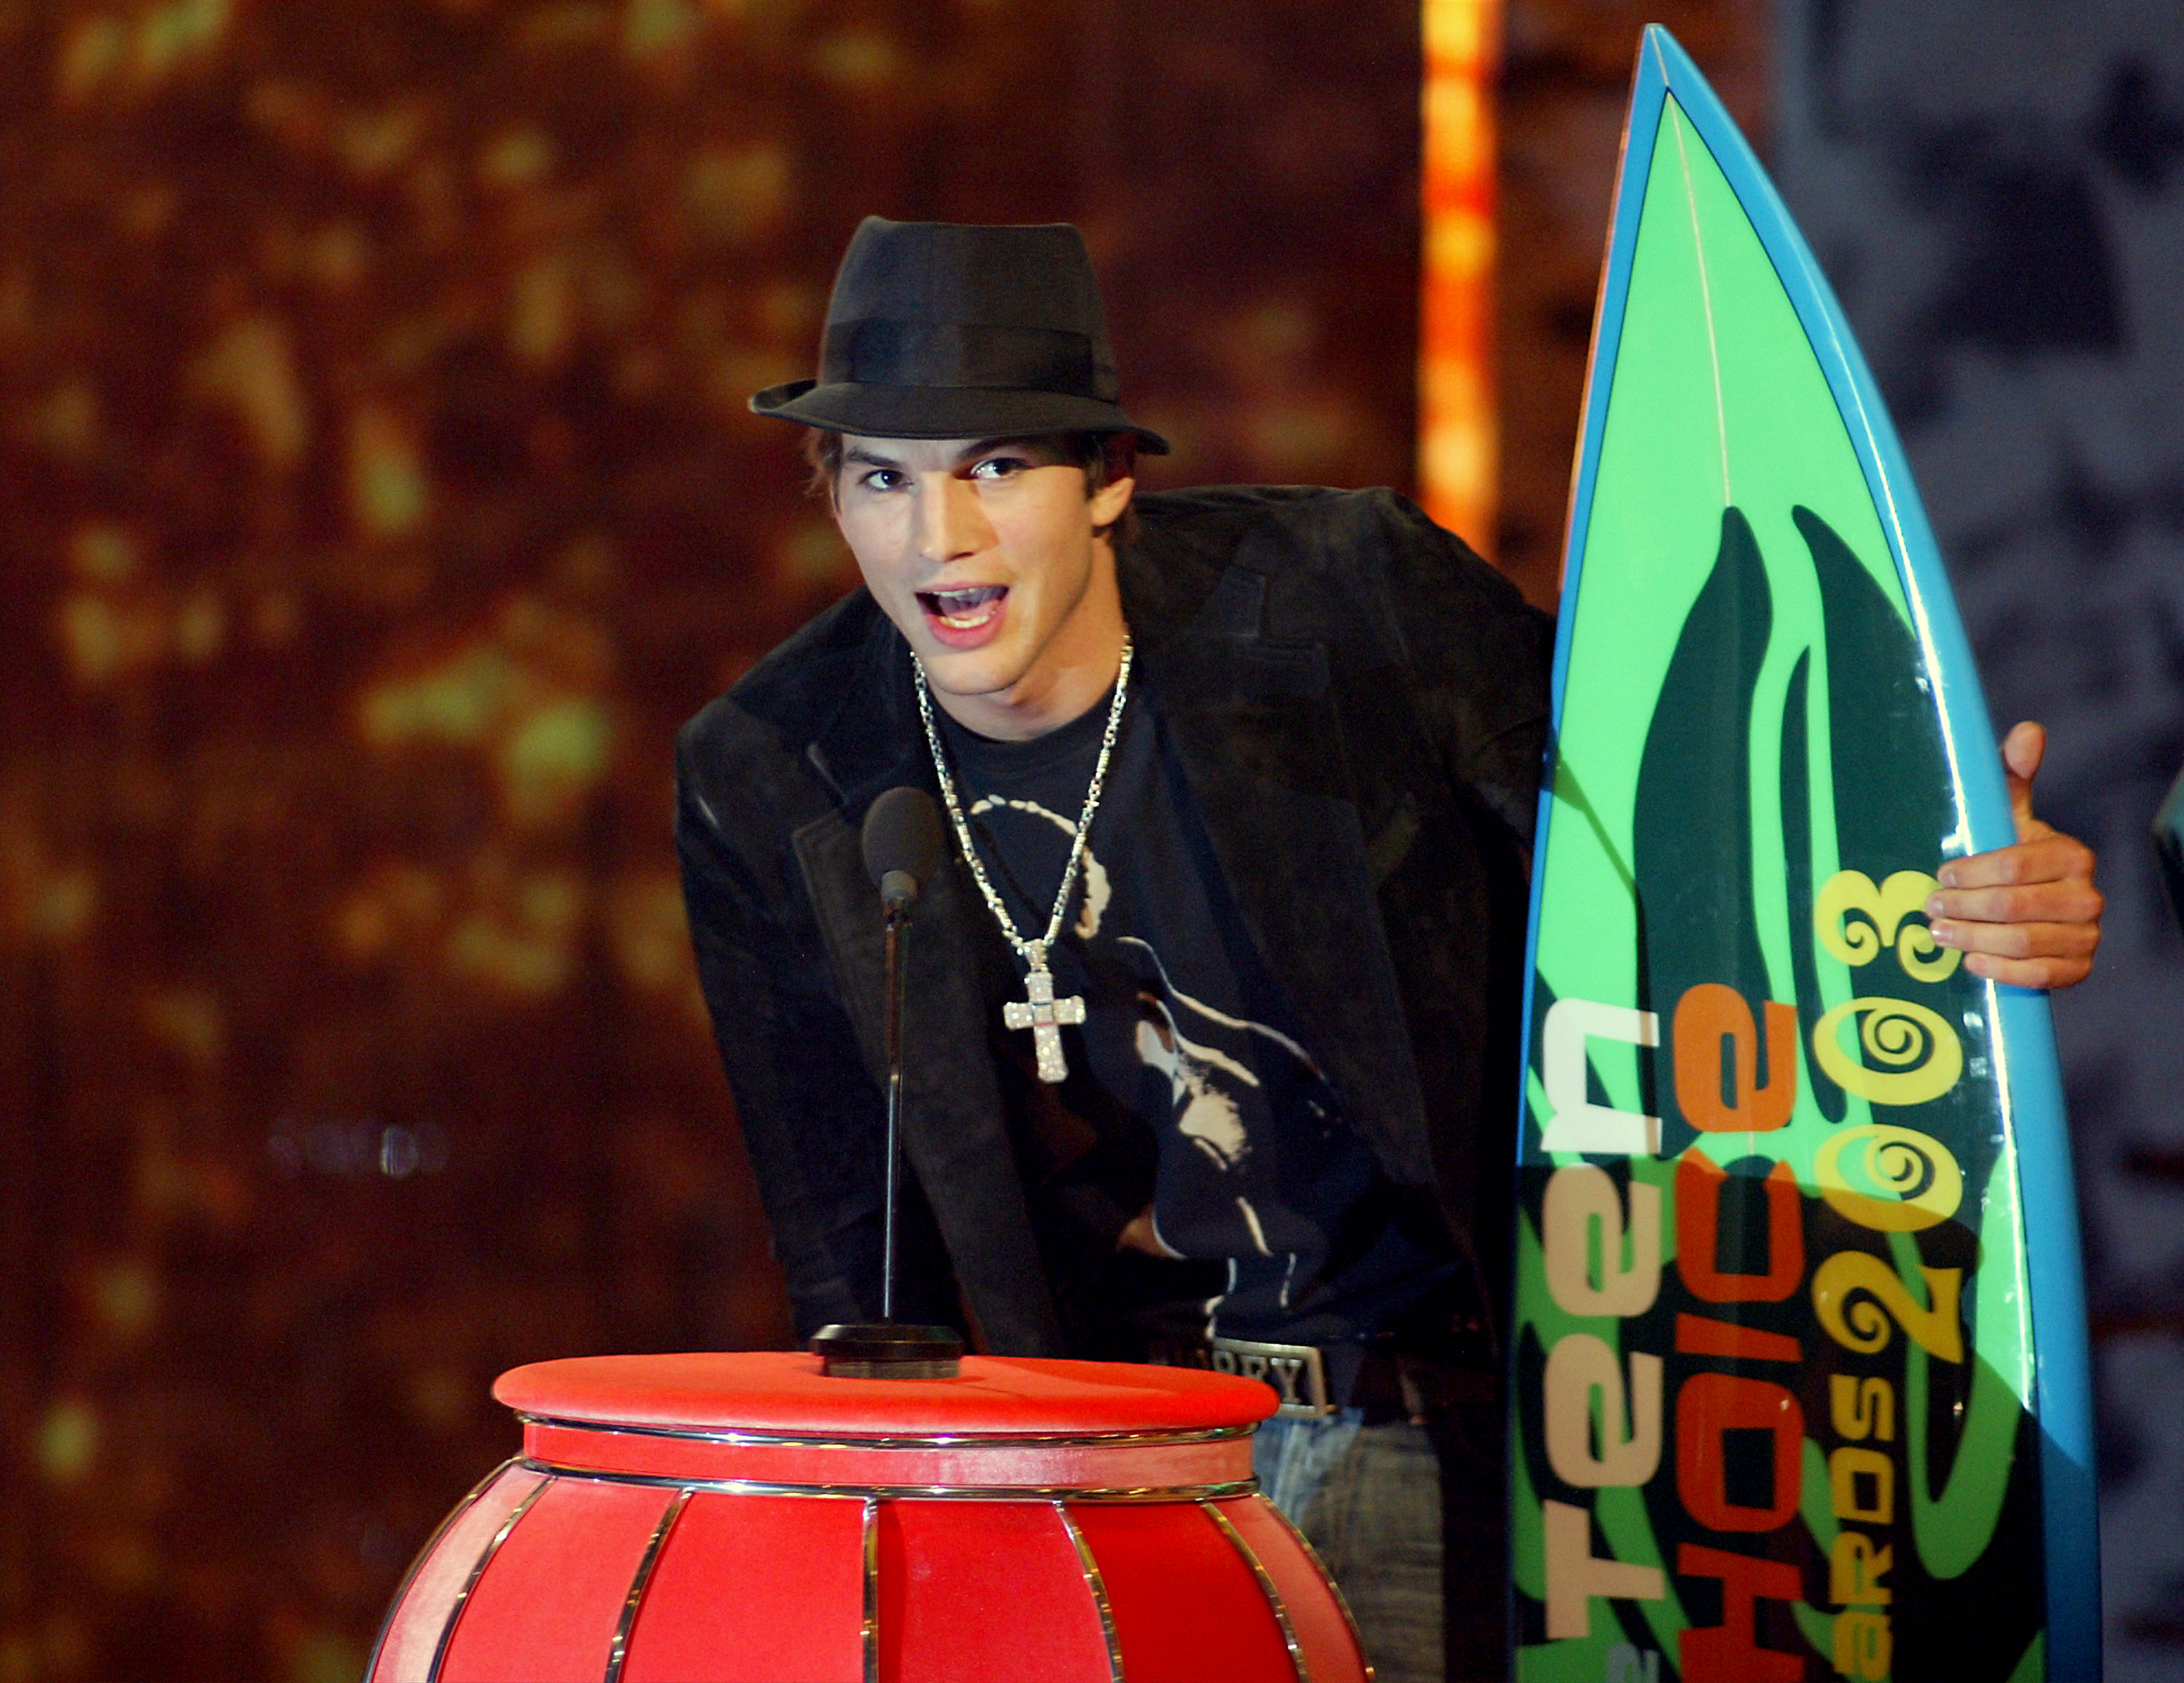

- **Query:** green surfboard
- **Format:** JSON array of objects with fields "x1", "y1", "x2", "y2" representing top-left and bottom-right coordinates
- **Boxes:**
[{"x1": 1508, "y1": 28, "x2": 2097, "y2": 1683}]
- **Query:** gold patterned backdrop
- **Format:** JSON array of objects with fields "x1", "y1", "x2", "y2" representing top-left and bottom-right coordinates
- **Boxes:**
[{"x1": 0, "y1": 3, "x2": 1758, "y2": 1679}]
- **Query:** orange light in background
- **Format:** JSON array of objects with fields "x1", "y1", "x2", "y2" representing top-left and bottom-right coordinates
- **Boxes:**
[{"x1": 1419, "y1": 0, "x2": 1502, "y2": 556}]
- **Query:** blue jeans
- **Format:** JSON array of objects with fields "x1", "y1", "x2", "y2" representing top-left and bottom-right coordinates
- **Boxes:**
[{"x1": 1255, "y1": 1410, "x2": 1451, "y2": 1682}]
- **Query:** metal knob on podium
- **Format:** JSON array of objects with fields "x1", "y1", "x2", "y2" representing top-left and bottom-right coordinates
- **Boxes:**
[{"x1": 365, "y1": 1349, "x2": 1370, "y2": 1682}]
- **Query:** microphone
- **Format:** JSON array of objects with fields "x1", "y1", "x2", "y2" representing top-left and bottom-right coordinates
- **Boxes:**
[
  {"x1": 812, "y1": 787, "x2": 962, "y2": 1378},
  {"x1": 862, "y1": 785, "x2": 943, "y2": 913}
]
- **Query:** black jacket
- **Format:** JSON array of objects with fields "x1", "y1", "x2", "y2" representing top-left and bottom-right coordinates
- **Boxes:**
[{"x1": 676, "y1": 486, "x2": 1553, "y2": 1354}]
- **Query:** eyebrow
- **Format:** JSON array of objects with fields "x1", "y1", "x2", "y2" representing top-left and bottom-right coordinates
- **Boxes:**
[{"x1": 844, "y1": 437, "x2": 1051, "y2": 475}]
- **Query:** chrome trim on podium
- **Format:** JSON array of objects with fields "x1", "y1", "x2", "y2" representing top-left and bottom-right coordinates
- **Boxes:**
[
  {"x1": 365, "y1": 1456, "x2": 517, "y2": 1683},
  {"x1": 427, "y1": 1475, "x2": 547, "y2": 1682},
  {"x1": 1056, "y1": 1503, "x2": 1124, "y2": 1683},
  {"x1": 604, "y1": 1487, "x2": 689, "y2": 1683},
  {"x1": 516, "y1": 1457, "x2": 1259, "y2": 1505},
  {"x1": 515, "y1": 1411, "x2": 1251, "y2": 1452},
  {"x1": 1203, "y1": 1501, "x2": 1310, "y2": 1682},
  {"x1": 860, "y1": 1496, "x2": 880, "y2": 1683},
  {"x1": 1261, "y1": 1500, "x2": 1375, "y2": 1682}
]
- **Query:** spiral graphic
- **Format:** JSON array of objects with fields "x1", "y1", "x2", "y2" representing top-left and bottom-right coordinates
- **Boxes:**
[
  {"x1": 1816, "y1": 871, "x2": 1889, "y2": 966},
  {"x1": 1812, "y1": 1251, "x2": 1966, "y2": 1363},
  {"x1": 1894, "y1": 921, "x2": 1961, "y2": 983},
  {"x1": 1811, "y1": 997, "x2": 1963, "y2": 1106},
  {"x1": 1813, "y1": 868, "x2": 1961, "y2": 982},
  {"x1": 1816, "y1": 1264, "x2": 1896, "y2": 1354},
  {"x1": 1815, "y1": 1124, "x2": 1963, "y2": 1232}
]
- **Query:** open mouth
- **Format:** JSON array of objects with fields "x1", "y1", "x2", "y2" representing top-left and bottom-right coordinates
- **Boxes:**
[{"x1": 917, "y1": 585, "x2": 1008, "y2": 630}]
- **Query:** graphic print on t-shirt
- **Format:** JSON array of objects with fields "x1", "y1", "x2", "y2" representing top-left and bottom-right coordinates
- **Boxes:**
[
  {"x1": 965, "y1": 793, "x2": 1112, "y2": 940},
  {"x1": 969, "y1": 787, "x2": 1340, "y2": 1314},
  {"x1": 939, "y1": 696, "x2": 1447, "y2": 1345},
  {"x1": 1118, "y1": 937, "x2": 1319, "y2": 1222}
]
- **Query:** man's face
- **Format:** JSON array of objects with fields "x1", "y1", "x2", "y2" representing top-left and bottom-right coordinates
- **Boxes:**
[{"x1": 830, "y1": 435, "x2": 1135, "y2": 724}]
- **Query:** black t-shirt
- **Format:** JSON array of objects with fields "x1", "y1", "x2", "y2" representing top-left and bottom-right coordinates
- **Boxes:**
[{"x1": 933, "y1": 681, "x2": 1460, "y2": 1358}]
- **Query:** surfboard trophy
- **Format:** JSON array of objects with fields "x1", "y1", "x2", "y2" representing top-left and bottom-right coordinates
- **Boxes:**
[{"x1": 1508, "y1": 26, "x2": 2097, "y2": 1683}]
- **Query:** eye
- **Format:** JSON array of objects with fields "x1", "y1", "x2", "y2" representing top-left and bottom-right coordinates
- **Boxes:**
[
  {"x1": 856, "y1": 467, "x2": 905, "y2": 492},
  {"x1": 969, "y1": 454, "x2": 1029, "y2": 480}
]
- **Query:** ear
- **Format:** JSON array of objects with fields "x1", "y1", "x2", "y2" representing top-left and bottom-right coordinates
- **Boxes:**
[
  {"x1": 1089, "y1": 470, "x2": 1136, "y2": 530},
  {"x1": 1083, "y1": 438, "x2": 1136, "y2": 530}
]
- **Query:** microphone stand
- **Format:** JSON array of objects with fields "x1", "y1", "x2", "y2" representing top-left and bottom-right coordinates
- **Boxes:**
[
  {"x1": 812, "y1": 788, "x2": 962, "y2": 1379},
  {"x1": 880, "y1": 894, "x2": 908, "y2": 1322}
]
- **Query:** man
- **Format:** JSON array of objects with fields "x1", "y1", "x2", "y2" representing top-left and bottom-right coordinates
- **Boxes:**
[{"x1": 676, "y1": 218, "x2": 2102, "y2": 1681}]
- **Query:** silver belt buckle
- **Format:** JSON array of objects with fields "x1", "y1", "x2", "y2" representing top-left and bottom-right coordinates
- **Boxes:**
[{"x1": 1208, "y1": 1335, "x2": 1334, "y2": 1419}]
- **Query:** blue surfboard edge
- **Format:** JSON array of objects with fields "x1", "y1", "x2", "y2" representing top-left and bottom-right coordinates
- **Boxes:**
[{"x1": 1513, "y1": 23, "x2": 2100, "y2": 1679}]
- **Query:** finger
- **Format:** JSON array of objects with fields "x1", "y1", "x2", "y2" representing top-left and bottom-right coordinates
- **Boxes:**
[
  {"x1": 1936, "y1": 834, "x2": 2092, "y2": 891},
  {"x1": 1928, "y1": 882, "x2": 2105, "y2": 930},
  {"x1": 2001, "y1": 721, "x2": 2046, "y2": 842},
  {"x1": 1930, "y1": 918, "x2": 2102, "y2": 962},
  {"x1": 2001, "y1": 720, "x2": 2046, "y2": 783},
  {"x1": 1963, "y1": 949, "x2": 2094, "y2": 990}
]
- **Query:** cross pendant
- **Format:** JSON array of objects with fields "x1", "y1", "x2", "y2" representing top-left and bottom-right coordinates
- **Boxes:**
[{"x1": 1001, "y1": 952, "x2": 1085, "y2": 1084}]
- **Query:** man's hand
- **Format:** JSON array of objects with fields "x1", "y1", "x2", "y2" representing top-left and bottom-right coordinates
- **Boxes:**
[{"x1": 1926, "y1": 722, "x2": 2103, "y2": 989}]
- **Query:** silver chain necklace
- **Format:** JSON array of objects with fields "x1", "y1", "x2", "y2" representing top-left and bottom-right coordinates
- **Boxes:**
[{"x1": 912, "y1": 637, "x2": 1133, "y2": 1083}]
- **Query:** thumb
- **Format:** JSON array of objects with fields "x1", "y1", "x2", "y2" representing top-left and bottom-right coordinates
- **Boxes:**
[{"x1": 2001, "y1": 721, "x2": 2046, "y2": 842}]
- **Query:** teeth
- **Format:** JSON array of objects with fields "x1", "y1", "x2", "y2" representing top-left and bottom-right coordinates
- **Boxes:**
[{"x1": 925, "y1": 586, "x2": 1003, "y2": 628}]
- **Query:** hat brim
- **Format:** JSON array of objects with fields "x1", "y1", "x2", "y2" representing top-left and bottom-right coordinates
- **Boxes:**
[{"x1": 750, "y1": 380, "x2": 1170, "y2": 455}]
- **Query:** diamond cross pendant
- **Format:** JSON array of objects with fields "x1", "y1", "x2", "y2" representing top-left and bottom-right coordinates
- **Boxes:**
[{"x1": 1002, "y1": 947, "x2": 1085, "y2": 1084}]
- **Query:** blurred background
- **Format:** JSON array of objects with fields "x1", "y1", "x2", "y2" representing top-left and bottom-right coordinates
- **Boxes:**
[{"x1": 0, "y1": 1, "x2": 2176, "y2": 1679}]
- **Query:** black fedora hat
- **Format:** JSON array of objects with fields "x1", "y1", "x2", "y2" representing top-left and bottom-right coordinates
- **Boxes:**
[{"x1": 750, "y1": 217, "x2": 1170, "y2": 453}]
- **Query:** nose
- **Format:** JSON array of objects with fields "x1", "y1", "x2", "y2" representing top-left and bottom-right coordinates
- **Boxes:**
[{"x1": 915, "y1": 470, "x2": 993, "y2": 565}]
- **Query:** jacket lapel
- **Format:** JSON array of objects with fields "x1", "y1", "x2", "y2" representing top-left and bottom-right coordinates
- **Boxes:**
[
  {"x1": 1129, "y1": 561, "x2": 1438, "y2": 1189},
  {"x1": 792, "y1": 617, "x2": 1069, "y2": 1355}
]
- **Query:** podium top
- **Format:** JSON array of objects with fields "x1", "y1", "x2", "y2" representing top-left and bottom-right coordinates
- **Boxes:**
[{"x1": 493, "y1": 1350, "x2": 1278, "y2": 1439}]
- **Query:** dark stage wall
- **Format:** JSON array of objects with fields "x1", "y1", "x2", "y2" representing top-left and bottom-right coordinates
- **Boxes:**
[
  {"x1": 0, "y1": 4, "x2": 1755, "y2": 1680},
  {"x1": 1772, "y1": 4, "x2": 2184, "y2": 1673}
]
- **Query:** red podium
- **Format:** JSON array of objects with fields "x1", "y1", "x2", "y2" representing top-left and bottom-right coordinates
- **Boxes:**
[{"x1": 367, "y1": 1350, "x2": 1372, "y2": 1682}]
